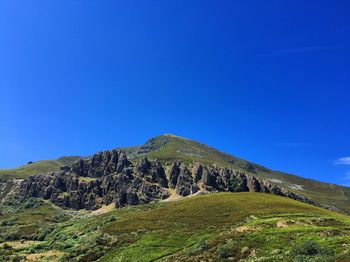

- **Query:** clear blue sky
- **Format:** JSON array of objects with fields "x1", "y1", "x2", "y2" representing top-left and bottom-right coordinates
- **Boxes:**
[{"x1": 1, "y1": 1, "x2": 350, "y2": 186}]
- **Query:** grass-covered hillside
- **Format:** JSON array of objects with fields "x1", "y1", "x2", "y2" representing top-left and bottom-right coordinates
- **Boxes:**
[
  {"x1": 1, "y1": 134, "x2": 350, "y2": 215},
  {"x1": 2, "y1": 134, "x2": 350, "y2": 214},
  {"x1": 123, "y1": 134, "x2": 350, "y2": 214},
  {"x1": 1, "y1": 192, "x2": 350, "y2": 261},
  {"x1": 0, "y1": 156, "x2": 81, "y2": 179}
]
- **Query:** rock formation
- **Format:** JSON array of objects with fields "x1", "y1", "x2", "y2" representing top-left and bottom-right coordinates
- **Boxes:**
[{"x1": 17, "y1": 150, "x2": 315, "y2": 210}]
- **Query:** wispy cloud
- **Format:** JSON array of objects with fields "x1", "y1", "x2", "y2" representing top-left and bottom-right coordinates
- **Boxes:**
[
  {"x1": 260, "y1": 45, "x2": 338, "y2": 57},
  {"x1": 334, "y1": 157, "x2": 350, "y2": 165}
]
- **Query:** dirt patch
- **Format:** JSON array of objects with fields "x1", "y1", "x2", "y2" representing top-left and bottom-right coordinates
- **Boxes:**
[
  {"x1": 276, "y1": 219, "x2": 309, "y2": 228},
  {"x1": 26, "y1": 250, "x2": 64, "y2": 261},
  {"x1": 162, "y1": 188, "x2": 183, "y2": 202},
  {"x1": 0, "y1": 241, "x2": 40, "y2": 249},
  {"x1": 234, "y1": 226, "x2": 261, "y2": 233},
  {"x1": 92, "y1": 203, "x2": 115, "y2": 215}
]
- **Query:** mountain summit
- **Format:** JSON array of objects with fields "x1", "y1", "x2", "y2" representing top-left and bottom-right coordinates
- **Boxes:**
[
  {"x1": 2, "y1": 134, "x2": 349, "y2": 213},
  {"x1": 1, "y1": 135, "x2": 350, "y2": 262}
]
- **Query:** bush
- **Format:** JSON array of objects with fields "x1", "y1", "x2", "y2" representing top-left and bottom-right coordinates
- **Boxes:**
[
  {"x1": 291, "y1": 241, "x2": 321, "y2": 256},
  {"x1": 217, "y1": 244, "x2": 229, "y2": 258},
  {"x1": 3, "y1": 243, "x2": 12, "y2": 250},
  {"x1": 195, "y1": 239, "x2": 208, "y2": 251},
  {"x1": 217, "y1": 240, "x2": 239, "y2": 259},
  {"x1": 0, "y1": 219, "x2": 17, "y2": 226},
  {"x1": 3, "y1": 228, "x2": 21, "y2": 241},
  {"x1": 291, "y1": 241, "x2": 334, "y2": 262},
  {"x1": 23, "y1": 198, "x2": 43, "y2": 209},
  {"x1": 187, "y1": 239, "x2": 208, "y2": 256},
  {"x1": 12, "y1": 255, "x2": 22, "y2": 262},
  {"x1": 33, "y1": 225, "x2": 54, "y2": 241}
]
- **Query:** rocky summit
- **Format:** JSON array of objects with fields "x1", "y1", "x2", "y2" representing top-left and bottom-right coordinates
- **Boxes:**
[
  {"x1": 1, "y1": 135, "x2": 350, "y2": 262},
  {"x1": 18, "y1": 149, "x2": 314, "y2": 210}
]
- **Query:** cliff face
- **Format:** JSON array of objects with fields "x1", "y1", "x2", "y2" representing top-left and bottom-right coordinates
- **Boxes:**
[{"x1": 18, "y1": 150, "x2": 315, "y2": 210}]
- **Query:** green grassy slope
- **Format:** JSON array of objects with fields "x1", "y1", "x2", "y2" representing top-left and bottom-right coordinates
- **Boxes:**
[
  {"x1": 1, "y1": 193, "x2": 350, "y2": 261},
  {"x1": 0, "y1": 156, "x2": 81, "y2": 179},
  {"x1": 2, "y1": 133, "x2": 349, "y2": 214},
  {"x1": 1, "y1": 134, "x2": 349, "y2": 214},
  {"x1": 101, "y1": 193, "x2": 350, "y2": 261},
  {"x1": 124, "y1": 134, "x2": 350, "y2": 214}
]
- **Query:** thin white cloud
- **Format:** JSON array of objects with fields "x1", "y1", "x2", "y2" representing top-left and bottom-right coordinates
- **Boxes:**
[
  {"x1": 260, "y1": 45, "x2": 339, "y2": 57},
  {"x1": 334, "y1": 157, "x2": 350, "y2": 165}
]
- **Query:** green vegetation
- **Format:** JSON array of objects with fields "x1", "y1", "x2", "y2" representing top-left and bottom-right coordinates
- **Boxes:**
[
  {"x1": 0, "y1": 156, "x2": 81, "y2": 179},
  {"x1": 1, "y1": 134, "x2": 350, "y2": 260},
  {"x1": 1, "y1": 192, "x2": 350, "y2": 261},
  {"x1": 0, "y1": 198, "x2": 71, "y2": 261},
  {"x1": 0, "y1": 198, "x2": 71, "y2": 242},
  {"x1": 2, "y1": 134, "x2": 350, "y2": 214},
  {"x1": 125, "y1": 134, "x2": 350, "y2": 214}
]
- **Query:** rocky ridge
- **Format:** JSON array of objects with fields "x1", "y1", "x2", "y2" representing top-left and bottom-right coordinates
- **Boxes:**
[{"x1": 17, "y1": 150, "x2": 315, "y2": 210}]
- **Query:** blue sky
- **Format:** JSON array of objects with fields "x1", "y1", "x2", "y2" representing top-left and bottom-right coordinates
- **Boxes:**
[{"x1": 1, "y1": 1, "x2": 350, "y2": 186}]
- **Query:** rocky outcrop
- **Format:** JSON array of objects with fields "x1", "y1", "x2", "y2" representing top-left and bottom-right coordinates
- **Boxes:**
[
  {"x1": 0, "y1": 178, "x2": 22, "y2": 204},
  {"x1": 135, "y1": 157, "x2": 168, "y2": 187},
  {"x1": 17, "y1": 150, "x2": 315, "y2": 210},
  {"x1": 18, "y1": 151, "x2": 169, "y2": 210},
  {"x1": 69, "y1": 150, "x2": 130, "y2": 178},
  {"x1": 169, "y1": 161, "x2": 199, "y2": 196}
]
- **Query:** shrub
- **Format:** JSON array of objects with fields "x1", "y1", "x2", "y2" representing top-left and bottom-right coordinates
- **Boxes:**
[
  {"x1": 217, "y1": 244, "x2": 229, "y2": 258},
  {"x1": 3, "y1": 243, "x2": 12, "y2": 250},
  {"x1": 291, "y1": 241, "x2": 321, "y2": 256},
  {"x1": 187, "y1": 239, "x2": 208, "y2": 256},
  {"x1": 0, "y1": 219, "x2": 17, "y2": 226},
  {"x1": 33, "y1": 225, "x2": 54, "y2": 241},
  {"x1": 3, "y1": 229, "x2": 21, "y2": 241},
  {"x1": 23, "y1": 198, "x2": 43, "y2": 209},
  {"x1": 12, "y1": 255, "x2": 22, "y2": 262},
  {"x1": 195, "y1": 239, "x2": 208, "y2": 251},
  {"x1": 290, "y1": 240, "x2": 334, "y2": 262}
]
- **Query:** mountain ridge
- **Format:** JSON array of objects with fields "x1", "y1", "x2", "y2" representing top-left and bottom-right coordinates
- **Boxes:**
[
  {"x1": 17, "y1": 149, "x2": 316, "y2": 210},
  {"x1": 2, "y1": 135, "x2": 350, "y2": 261},
  {"x1": 1, "y1": 134, "x2": 349, "y2": 213}
]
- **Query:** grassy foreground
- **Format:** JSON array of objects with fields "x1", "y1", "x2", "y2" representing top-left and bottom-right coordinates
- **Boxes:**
[{"x1": 1, "y1": 192, "x2": 350, "y2": 261}]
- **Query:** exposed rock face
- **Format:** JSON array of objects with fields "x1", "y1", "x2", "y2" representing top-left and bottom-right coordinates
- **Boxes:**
[
  {"x1": 70, "y1": 150, "x2": 130, "y2": 178},
  {"x1": 17, "y1": 150, "x2": 315, "y2": 210},
  {"x1": 0, "y1": 178, "x2": 22, "y2": 204},
  {"x1": 171, "y1": 163, "x2": 199, "y2": 196},
  {"x1": 18, "y1": 151, "x2": 169, "y2": 210}
]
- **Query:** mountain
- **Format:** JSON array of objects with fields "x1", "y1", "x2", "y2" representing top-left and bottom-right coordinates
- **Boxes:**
[
  {"x1": 1, "y1": 134, "x2": 350, "y2": 261},
  {"x1": 124, "y1": 134, "x2": 350, "y2": 214},
  {"x1": 1, "y1": 134, "x2": 350, "y2": 213}
]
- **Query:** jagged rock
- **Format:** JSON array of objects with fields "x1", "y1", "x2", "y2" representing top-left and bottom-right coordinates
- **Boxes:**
[
  {"x1": 70, "y1": 150, "x2": 131, "y2": 178},
  {"x1": 193, "y1": 163, "x2": 203, "y2": 182},
  {"x1": 135, "y1": 158, "x2": 168, "y2": 187},
  {"x1": 17, "y1": 150, "x2": 316, "y2": 211},
  {"x1": 174, "y1": 164, "x2": 198, "y2": 196},
  {"x1": 169, "y1": 161, "x2": 180, "y2": 189}
]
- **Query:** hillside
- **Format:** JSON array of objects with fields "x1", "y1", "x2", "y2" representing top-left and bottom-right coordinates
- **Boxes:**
[
  {"x1": 0, "y1": 156, "x2": 81, "y2": 179},
  {"x1": 1, "y1": 192, "x2": 350, "y2": 261},
  {"x1": 124, "y1": 134, "x2": 350, "y2": 213},
  {"x1": 1, "y1": 134, "x2": 350, "y2": 214}
]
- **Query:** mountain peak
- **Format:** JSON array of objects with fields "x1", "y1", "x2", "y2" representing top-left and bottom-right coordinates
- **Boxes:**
[{"x1": 2, "y1": 134, "x2": 350, "y2": 214}]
